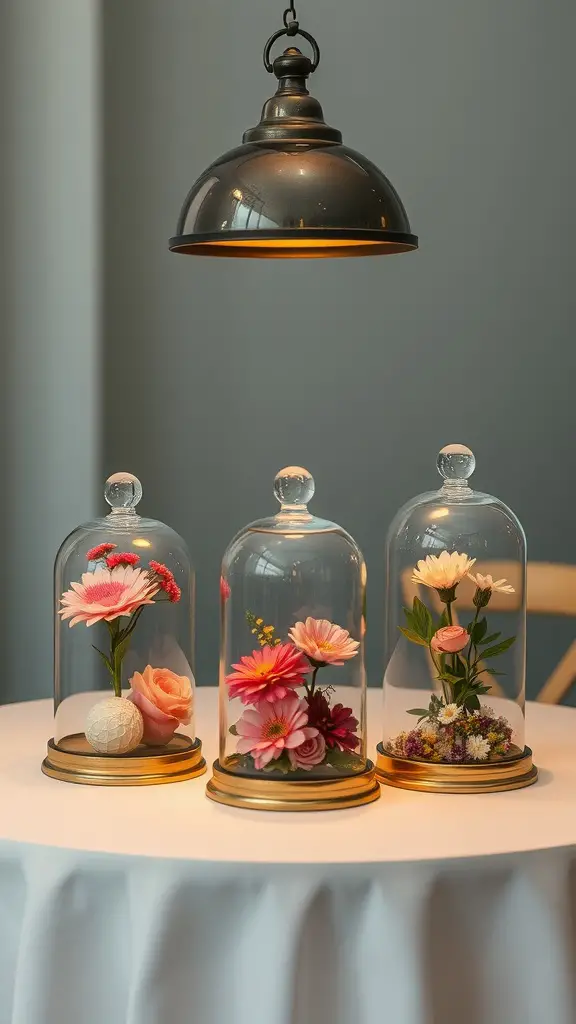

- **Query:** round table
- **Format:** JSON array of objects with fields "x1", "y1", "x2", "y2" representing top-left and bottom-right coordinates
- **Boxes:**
[{"x1": 1, "y1": 690, "x2": 575, "y2": 1024}]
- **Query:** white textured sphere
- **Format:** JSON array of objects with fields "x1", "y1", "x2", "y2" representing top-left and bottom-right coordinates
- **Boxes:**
[{"x1": 85, "y1": 697, "x2": 144, "y2": 754}]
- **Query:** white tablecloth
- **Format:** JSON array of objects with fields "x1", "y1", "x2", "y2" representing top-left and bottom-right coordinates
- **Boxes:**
[{"x1": 1, "y1": 690, "x2": 575, "y2": 1024}]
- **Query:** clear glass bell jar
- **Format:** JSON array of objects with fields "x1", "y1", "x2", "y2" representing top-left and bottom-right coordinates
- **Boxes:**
[
  {"x1": 42, "y1": 472, "x2": 206, "y2": 785},
  {"x1": 207, "y1": 466, "x2": 380, "y2": 810},
  {"x1": 378, "y1": 445, "x2": 537, "y2": 792}
]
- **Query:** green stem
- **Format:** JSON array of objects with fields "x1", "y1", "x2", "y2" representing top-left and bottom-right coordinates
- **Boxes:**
[
  {"x1": 107, "y1": 621, "x2": 122, "y2": 697},
  {"x1": 310, "y1": 666, "x2": 320, "y2": 695},
  {"x1": 430, "y1": 648, "x2": 450, "y2": 704},
  {"x1": 465, "y1": 606, "x2": 480, "y2": 681}
]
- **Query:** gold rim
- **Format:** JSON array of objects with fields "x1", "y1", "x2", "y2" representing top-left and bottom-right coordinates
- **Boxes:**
[
  {"x1": 206, "y1": 760, "x2": 381, "y2": 811},
  {"x1": 375, "y1": 743, "x2": 538, "y2": 793},
  {"x1": 42, "y1": 734, "x2": 206, "y2": 786}
]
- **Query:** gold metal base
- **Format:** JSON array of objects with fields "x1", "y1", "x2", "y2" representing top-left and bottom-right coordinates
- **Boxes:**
[
  {"x1": 42, "y1": 733, "x2": 206, "y2": 786},
  {"x1": 375, "y1": 742, "x2": 538, "y2": 793},
  {"x1": 206, "y1": 759, "x2": 381, "y2": 811}
]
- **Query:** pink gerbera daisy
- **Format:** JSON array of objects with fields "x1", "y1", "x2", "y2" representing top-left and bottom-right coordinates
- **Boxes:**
[
  {"x1": 225, "y1": 643, "x2": 310, "y2": 705},
  {"x1": 236, "y1": 694, "x2": 318, "y2": 769},
  {"x1": 59, "y1": 565, "x2": 159, "y2": 627},
  {"x1": 289, "y1": 617, "x2": 360, "y2": 665}
]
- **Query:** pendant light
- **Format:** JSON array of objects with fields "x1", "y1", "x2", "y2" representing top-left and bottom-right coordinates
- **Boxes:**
[{"x1": 169, "y1": 5, "x2": 418, "y2": 259}]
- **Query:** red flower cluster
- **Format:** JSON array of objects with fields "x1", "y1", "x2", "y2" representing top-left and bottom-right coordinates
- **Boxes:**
[
  {"x1": 149, "y1": 560, "x2": 181, "y2": 603},
  {"x1": 106, "y1": 552, "x2": 140, "y2": 568},
  {"x1": 86, "y1": 542, "x2": 116, "y2": 561},
  {"x1": 305, "y1": 691, "x2": 360, "y2": 752}
]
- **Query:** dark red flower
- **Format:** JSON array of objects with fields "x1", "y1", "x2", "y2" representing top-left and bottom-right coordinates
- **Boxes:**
[
  {"x1": 106, "y1": 552, "x2": 140, "y2": 568},
  {"x1": 305, "y1": 691, "x2": 360, "y2": 752},
  {"x1": 86, "y1": 542, "x2": 116, "y2": 561}
]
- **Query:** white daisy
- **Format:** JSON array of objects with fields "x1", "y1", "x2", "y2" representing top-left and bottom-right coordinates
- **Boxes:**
[
  {"x1": 437, "y1": 703, "x2": 461, "y2": 725},
  {"x1": 467, "y1": 572, "x2": 515, "y2": 595},
  {"x1": 411, "y1": 551, "x2": 476, "y2": 591},
  {"x1": 466, "y1": 734, "x2": 491, "y2": 760}
]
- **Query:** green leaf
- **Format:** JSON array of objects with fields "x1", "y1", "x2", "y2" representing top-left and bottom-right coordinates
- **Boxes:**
[
  {"x1": 412, "y1": 597, "x2": 433, "y2": 641},
  {"x1": 399, "y1": 626, "x2": 430, "y2": 647},
  {"x1": 452, "y1": 657, "x2": 468, "y2": 678},
  {"x1": 464, "y1": 694, "x2": 481, "y2": 711},
  {"x1": 479, "y1": 632, "x2": 501, "y2": 646},
  {"x1": 113, "y1": 634, "x2": 132, "y2": 665},
  {"x1": 438, "y1": 672, "x2": 461, "y2": 684},
  {"x1": 229, "y1": 723, "x2": 238, "y2": 735},
  {"x1": 262, "y1": 752, "x2": 294, "y2": 774},
  {"x1": 481, "y1": 636, "x2": 516, "y2": 659},
  {"x1": 92, "y1": 646, "x2": 114, "y2": 678},
  {"x1": 403, "y1": 606, "x2": 416, "y2": 630},
  {"x1": 407, "y1": 708, "x2": 431, "y2": 716},
  {"x1": 324, "y1": 748, "x2": 364, "y2": 771},
  {"x1": 470, "y1": 617, "x2": 487, "y2": 644}
]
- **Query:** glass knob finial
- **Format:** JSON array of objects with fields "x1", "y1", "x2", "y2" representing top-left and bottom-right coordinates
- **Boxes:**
[
  {"x1": 105, "y1": 472, "x2": 143, "y2": 509},
  {"x1": 274, "y1": 466, "x2": 315, "y2": 507},
  {"x1": 437, "y1": 444, "x2": 476, "y2": 481}
]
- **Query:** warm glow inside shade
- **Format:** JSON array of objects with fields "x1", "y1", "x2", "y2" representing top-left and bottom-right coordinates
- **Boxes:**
[{"x1": 169, "y1": 237, "x2": 416, "y2": 258}]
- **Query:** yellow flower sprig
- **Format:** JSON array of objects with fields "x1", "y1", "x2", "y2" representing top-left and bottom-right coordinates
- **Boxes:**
[{"x1": 245, "y1": 610, "x2": 282, "y2": 647}]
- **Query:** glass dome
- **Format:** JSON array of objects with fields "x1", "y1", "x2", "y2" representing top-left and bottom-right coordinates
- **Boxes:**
[
  {"x1": 42, "y1": 473, "x2": 206, "y2": 785},
  {"x1": 377, "y1": 445, "x2": 538, "y2": 793},
  {"x1": 207, "y1": 466, "x2": 380, "y2": 810}
]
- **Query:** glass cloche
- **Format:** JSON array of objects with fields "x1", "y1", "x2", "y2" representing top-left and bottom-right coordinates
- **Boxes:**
[
  {"x1": 207, "y1": 466, "x2": 380, "y2": 810},
  {"x1": 42, "y1": 472, "x2": 206, "y2": 785},
  {"x1": 376, "y1": 445, "x2": 538, "y2": 793}
]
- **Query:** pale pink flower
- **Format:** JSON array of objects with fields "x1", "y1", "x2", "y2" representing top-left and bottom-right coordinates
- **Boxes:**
[
  {"x1": 128, "y1": 665, "x2": 192, "y2": 745},
  {"x1": 236, "y1": 694, "x2": 318, "y2": 769},
  {"x1": 289, "y1": 617, "x2": 359, "y2": 665},
  {"x1": 430, "y1": 625, "x2": 469, "y2": 653},
  {"x1": 59, "y1": 565, "x2": 159, "y2": 627},
  {"x1": 467, "y1": 572, "x2": 515, "y2": 595},
  {"x1": 288, "y1": 733, "x2": 326, "y2": 770},
  {"x1": 225, "y1": 643, "x2": 310, "y2": 705}
]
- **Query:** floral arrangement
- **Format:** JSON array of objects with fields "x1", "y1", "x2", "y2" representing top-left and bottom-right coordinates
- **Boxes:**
[
  {"x1": 388, "y1": 551, "x2": 517, "y2": 763},
  {"x1": 59, "y1": 544, "x2": 192, "y2": 751},
  {"x1": 225, "y1": 613, "x2": 363, "y2": 775}
]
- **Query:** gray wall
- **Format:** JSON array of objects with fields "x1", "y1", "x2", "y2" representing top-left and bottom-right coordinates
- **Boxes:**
[
  {"x1": 102, "y1": 0, "x2": 576, "y2": 697},
  {"x1": 0, "y1": 0, "x2": 100, "y2": 704},
  {"x1": 1, "y1": 0, "x2": 575, "y2": 702}
]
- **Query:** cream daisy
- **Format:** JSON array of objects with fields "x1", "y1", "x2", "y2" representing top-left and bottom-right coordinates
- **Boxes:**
[
  {"x1": 467, "y1": 572, "x2": 515, "y2": 595},
  {"x1": 59, "y1": 565, "x2": 159, "y2": 626},
  {"x1": 466, "y1": 734, "x2": 491, "y2": 760},
  {"x1": 411, "y1": 551, "x2": 476, "y2": 591},
  {"x1": 437, "y1": 702, "x2": 461, "y2": 725}
]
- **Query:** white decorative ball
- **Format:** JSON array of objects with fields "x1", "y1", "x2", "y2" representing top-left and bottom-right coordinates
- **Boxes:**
[{"x1": 85, "y1": 697, "x2": 144, "y2": 755}]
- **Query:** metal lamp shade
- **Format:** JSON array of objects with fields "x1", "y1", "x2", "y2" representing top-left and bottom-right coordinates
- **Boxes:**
[{"x1": 169, "y1": 47, "x2": 418, "y2": 259}]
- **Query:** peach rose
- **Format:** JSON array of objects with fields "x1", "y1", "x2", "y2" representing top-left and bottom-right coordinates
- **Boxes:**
[
  {"x1": 128, "y1": 665, "x2": 192, "y2": 746},
  {"x1": 430, "y1": 625, "x2": 469, "y2": 654}
]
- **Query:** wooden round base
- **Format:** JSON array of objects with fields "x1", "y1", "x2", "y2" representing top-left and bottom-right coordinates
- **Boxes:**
[
  {"x1": 375, "y1": 743, "x2": 538, "y2": 793},
  {"x1": 206, "y1": 759, "x2": 380, "y2": 811},
  {"x1": 42, "y1": 733, "x2": 206, "y2": 786}
]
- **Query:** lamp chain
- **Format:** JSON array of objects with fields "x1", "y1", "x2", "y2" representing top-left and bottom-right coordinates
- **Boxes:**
[{"x1": 283, "y1": 5, "x2": 299, "y2": 35}]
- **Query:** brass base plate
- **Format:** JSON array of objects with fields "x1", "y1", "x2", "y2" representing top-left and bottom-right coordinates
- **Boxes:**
[
  {"x1": 206, "y1": 759, "x2": 381, "y2": 811},
  {"x1": 375, "y1": 743, "x2": 538, "y2": 793},
  {"x1": 42, "y1": 733, "x2": 206, "y2": 786}
]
